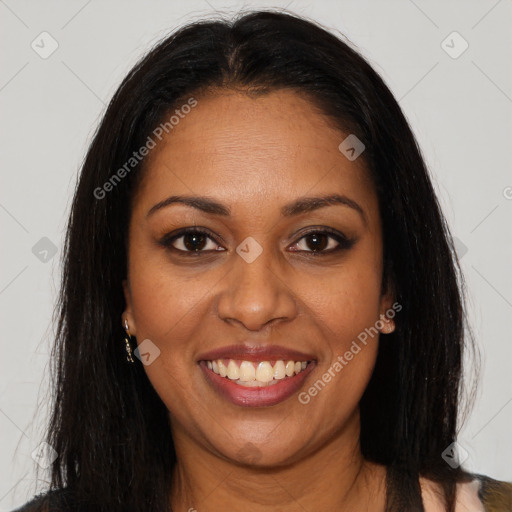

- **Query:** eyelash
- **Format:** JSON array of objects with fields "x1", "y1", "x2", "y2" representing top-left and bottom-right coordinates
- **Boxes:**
[{"x1": 158, "y1": 226, "x2": 356, "y2": 257}]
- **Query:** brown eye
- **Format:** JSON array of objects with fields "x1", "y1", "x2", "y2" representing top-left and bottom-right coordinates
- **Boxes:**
[
  {"x1": 160, "y1": 229, "x2": 223, "y2": 253},
  {"x1": 289, "y1": 228, "x2": 356, "y2": 255},
  {"x1": 179, "y1": 232, "x2": 209, "y2": 251},
  {"x1": 300, "y1": 232, "x2": 331, "y2": 252}
]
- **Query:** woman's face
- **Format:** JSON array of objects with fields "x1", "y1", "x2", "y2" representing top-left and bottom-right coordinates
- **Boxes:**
[{"x1": 123, "y1": 89, "x2": 394, "y2": 467}]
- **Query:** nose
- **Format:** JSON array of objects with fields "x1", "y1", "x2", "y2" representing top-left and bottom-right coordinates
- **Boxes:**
[{"x1": 215, "y1": 243, "x2": 298, "y2": 332}]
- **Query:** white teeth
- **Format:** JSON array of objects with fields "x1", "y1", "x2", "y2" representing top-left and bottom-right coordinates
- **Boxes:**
[
  {"x1": 239, "y1": 361, "x2": 256, "y2": 381},
  {"x1": 227, "y1": 360, "x2": 240, "y2": 380},
  {"x1": 273, "y1": 360, "x2": 286, "y2": 380},
  {"x1": 255, "y1": 362, "x2": 274, "y2": 382},
  {"x1": 218, "y1": 360, "x2": 227, "y2": 377},
  {"x1": 285, "y1": 360, "x2": 295, "y2": 377},
  {"x1": 206, "y1": 358, "x2": 310, "y2": 385}
]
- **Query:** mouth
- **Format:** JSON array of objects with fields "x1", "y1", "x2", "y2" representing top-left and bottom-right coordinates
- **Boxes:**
[
  {"x1": 204, "y1": 358, "x2": 311, "y2": 386},
  {"x1": 197, "y1": 345, "x2": 317, "y2": 407}
]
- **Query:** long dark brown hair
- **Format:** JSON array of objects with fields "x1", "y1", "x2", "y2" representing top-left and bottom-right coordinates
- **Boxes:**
[{"x1": 34, "y1": 9, "x2": 478, "y2": 512}]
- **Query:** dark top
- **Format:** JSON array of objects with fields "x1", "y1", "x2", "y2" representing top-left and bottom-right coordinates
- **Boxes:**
[{"x1": 11, "y1": 473, "x2": 512, "y2": 511}]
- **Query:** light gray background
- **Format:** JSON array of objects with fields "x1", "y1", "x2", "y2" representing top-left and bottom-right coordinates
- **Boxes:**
[{"x1": 1, "y1": 0, "x2": 511, "y2": 509}]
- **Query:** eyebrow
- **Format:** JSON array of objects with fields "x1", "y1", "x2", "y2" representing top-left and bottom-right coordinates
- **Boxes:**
[{"x1": 146, "y1": 194, "x2": 367, "y2": 225}]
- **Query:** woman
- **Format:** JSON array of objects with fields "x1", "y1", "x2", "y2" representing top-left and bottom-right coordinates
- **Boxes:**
[{"x1": 13, "y1": 9, "x2": 511, "y2": 512}]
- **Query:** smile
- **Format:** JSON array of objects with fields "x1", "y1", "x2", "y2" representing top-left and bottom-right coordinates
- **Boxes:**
[
  {"x1": 199, "y1": 359, "x2": 316, "y2": 407},
  {"x1": 205, "y1": 359, "x2": 310, "y2": 386}
]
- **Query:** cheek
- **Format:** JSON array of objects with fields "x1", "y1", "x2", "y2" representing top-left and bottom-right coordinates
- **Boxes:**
[
  {"x1": 303, "y1": 284, "x2": 381, "y2": 376},
  {"x1": 299, "y1": 258, "x2": 383, "y2": 354},
  {"x1": 127, "y1": 227, "x2": 218, "y2": 336},
  {"x1": 127, "y1": 261, "x2": 215, "y2": 424},
  {"x1": 295, "y1": 286, "x2": 381, "y2": 443},
  {"x1": 293, "y1": 255, "x2": 383, "y2": 415},
  {"x1": 125, "y1": 243, "x2": 216, "y2": 407}
]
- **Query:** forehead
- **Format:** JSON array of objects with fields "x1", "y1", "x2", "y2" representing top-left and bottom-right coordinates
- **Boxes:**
[{"x1": 133, "y1": 89, "x2": 376, "y2": 218}]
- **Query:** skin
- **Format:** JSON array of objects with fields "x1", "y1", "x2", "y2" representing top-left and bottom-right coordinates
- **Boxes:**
[{"x1": 122, "y1": 88, "x2": 405, "y2": 511}]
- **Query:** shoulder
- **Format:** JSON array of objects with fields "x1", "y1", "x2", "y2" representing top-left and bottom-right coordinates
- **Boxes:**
[
  {"x1": 10, "y1": 487, "x2": 71, "y2": 512},
  {"x1": 474, "y1": 473, "x2": 512, "y2": 512},
  {"x1": 420, "y1": 473, "x2": 512, "y2": 512}
]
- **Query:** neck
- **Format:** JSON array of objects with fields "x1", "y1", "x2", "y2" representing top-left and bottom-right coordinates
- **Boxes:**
[{"x1": 169, "y1": 410, "x2": 387, "y2": 512}]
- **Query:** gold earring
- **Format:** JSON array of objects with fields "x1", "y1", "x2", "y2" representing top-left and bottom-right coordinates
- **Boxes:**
[
  {"x1": 379, "y1": 314, "x2": 396, "y2": 334},
  {"x1": 123, "y1": 319, "x2": 135, "y2": 363}
]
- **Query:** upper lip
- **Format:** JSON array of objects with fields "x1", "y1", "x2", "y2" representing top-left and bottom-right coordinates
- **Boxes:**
[{"x1": 197, "y1": 344, "x2": 317, "y2": 363}]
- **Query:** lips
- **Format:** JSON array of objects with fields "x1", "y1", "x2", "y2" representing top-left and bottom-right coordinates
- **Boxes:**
[
  {"x1": 197, "y1": 344, "x2": 316, "y2": 363},
  {"x1": 197, "y1": 344, "x2": 317, "y2": 407}
]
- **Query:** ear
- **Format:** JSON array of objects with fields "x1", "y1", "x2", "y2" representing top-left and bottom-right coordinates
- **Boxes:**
[{"x1": 122, "y1": 278, "x2": 137, "y2": 336}]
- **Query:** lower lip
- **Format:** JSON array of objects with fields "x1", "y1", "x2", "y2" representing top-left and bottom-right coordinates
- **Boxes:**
[{"x1": 199, "y1": 360, "x2": 316, "y2": 407}]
